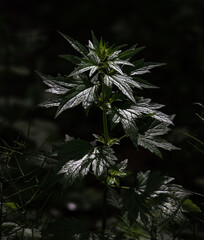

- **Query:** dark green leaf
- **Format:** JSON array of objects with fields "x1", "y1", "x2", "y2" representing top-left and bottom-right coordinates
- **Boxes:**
[
  {"x1": 91, "y1": 31, "x2": 99, "y2": 49},
  {"x1": 59, "y1": 54, "x2": 82, "y2": 64},
  {"x1": 119, "y1": 46, "x2": 145, "y2": 60},
  {"x1": 50, "y1": 218, "x2": 88, "y2": 240},
  {"x1": 121, "y1": 171, "x2": 190, "y2": 228},
  {"x1": 58, "y1": 31, "x2": 88, "y2": 56}
]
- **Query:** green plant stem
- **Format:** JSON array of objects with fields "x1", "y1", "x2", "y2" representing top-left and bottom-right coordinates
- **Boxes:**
[
  {"x1": 103, "y1": 110, "x2": 109, "y2": 144},
  {"x1": 102, "y1": 180, "x2": 107, "y2": 235},
  {"x1": 101, "y1": 75, "x2": 109, "y2": 235}
]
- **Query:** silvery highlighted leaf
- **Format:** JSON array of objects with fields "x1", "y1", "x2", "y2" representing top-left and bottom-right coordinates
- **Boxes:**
[
  {"x1": 69, "y1": 65, "x2": 98, "y2": 77},
  {"x1": 39, "y1": 98, "x2": 61, "y2": 108},
  {"x1": 113, "y1": 74, "x2": 142, "y2": 89},
  {"x1": 133, "y1": 77, "x2": 159, "y2": 89},
  {"x1": 108, "y1": 62, "x2": 123, "y2": 75},
  {"x1": 58, "y1": 142, "x2": 118, "y2": 185},
  {"x1": 104, "y1": 75, "x2": 136, "y2": 103},
  {"x1": 131, "y1": 62, "x2": 166, "y2": 76},
  {"x1": 91, "y1": 146, "x2": 117, "y2": 177},
  {"x1": 110, "y1": 107, "x2": 138, "y2": 147},
  {"x1": 56, "y1": 85, "x2": 97, "y2": 117},
  {"x1": 138, "y1": 122, "x2": 179, "y2": 158}
]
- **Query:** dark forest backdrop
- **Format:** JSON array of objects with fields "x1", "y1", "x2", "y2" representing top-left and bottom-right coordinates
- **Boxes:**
[{"x1": 0, "y1": 0, "x2": 204, "y2": 228}]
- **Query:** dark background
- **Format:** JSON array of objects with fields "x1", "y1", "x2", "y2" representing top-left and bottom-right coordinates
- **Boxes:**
[{"x1": 0, "y1": 0, "x2": 204, "y2": 221}]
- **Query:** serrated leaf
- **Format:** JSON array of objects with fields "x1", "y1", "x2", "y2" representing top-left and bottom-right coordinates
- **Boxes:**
[
  {"x1": 91, "y1": 146, "x2": 117, "y2": 177},
  {"x1": 104, "y1": 75, "x2": 136, "y2": 103},
  {"x1": 112, "y1": 74, "x2": 142, "y2": 89},
  {"x1": 56, "y1": 84, "x2": 97, "y2": 117},
  {"x1": 37, "y1": 71, "x2": 76, "y2": 89},
  {"x1": 58, "y1": 145, "x2": 118, "y2": 185},
  {"x1": 59, "y1": 31, "x2": 88, "y2": 56},
  {"x1": 39, "y1": 98, "x2": 62, "y2": 108},
  {"x1": 133, "y1": 77, "x2": 159, "y2": 89},
  {"x1": 109, "y1": 99, "x2": 173, "y2": 148},
  {"x1": 121, "y1": 171, "x2": 190, "y2": 228},
  {"x1": 133, "y1": 97, "x2": 173, "y2": 124},
  {"x1": 69, "y1": 64, "x2": 98, "y2": 77},
  {"x1": 109, "y1": 106, "x2": 138, "y2": 147},
  {"x1": 131, "y1": 62, "x2": 166, "y2": 76},
  {"x1": 138, "y1": 122, "x2": 179, "y2": 158},
  {"x1": 108, "y1": 62, "x2": 123, "y2": 75},
  {"x1": 113, "y1": 60, "x2": 134, "y2": 67}
]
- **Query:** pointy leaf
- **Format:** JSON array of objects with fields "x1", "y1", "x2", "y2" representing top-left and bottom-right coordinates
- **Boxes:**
[
  {"x1": 56, "y1": 84, "x2": 98, "y2": 117},
  {"x1": 39, "y1": 98, "x2": 62, "y2": 108},
  {"x1": 109, "y1": 99, "x2": 173, "y2": 148},
  {"x1": 58, "y1": 144, "x2": 118, "y2": 185},
  {"x1": 112, "y1": 74, "x2": 142, "y2": 89},
  {"x1": 132, "y1": 77, "x2": 159, "y2": 89},
  {"x1": 138, "y1": 122, "x2": 179, "y2": 158},
  {"x1": 119, "y1": 46, "x2": 145, "y2": 60},
  {"x1": 91, "y1": 31, "x2": 99, "y2": 49},
  {"x1": 58, "y1": 31, "x2": 88, "y2": 56},
  {"x1": 59, "y1": 54, "x2": 82, "y2": 64},
  {"x1": 182, "y1": 199, "x2": 202, "y2": 213},
  {"x1": 109, "y1": 106, "x2": 138, "y2": 147},
  {"x1": 131, "y1": 62, "x2": 166, "y2": 76},
  {"x1": 121, "y1": 171, "x2": 190, "y2": 227},
  {"x1": 69, "y1": 64, "x2": 98, "y2": 77},
  {"x1": 104, "y1": 75, "x2": 136, "y2": 103}
]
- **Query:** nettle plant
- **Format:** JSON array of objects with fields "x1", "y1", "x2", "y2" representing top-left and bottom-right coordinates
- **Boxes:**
[{"x1": 38, "y1": 32, "x2": 200, "y2": 240}]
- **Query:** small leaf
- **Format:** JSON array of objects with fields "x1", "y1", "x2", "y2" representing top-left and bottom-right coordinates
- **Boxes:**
[
  {"x1": 182, "y1": 199, "x2": 202, "y2": 213},
  {"x1": 39, "y1": 98, "x2": 62, "y2": 108},
  {"x1": 91, "y1": 31, "x2": 99, "y2": 49},
  {"x1": 4, "y1": 202, "x2": 19, "y2": 210}
]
